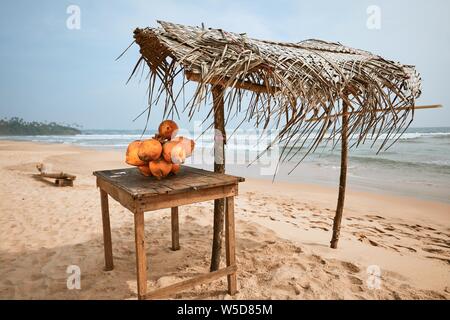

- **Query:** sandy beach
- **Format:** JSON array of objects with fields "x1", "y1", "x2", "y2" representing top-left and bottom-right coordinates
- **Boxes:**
[{"x1": 0, "y1": 140, "x2": 448, "y2": 300}]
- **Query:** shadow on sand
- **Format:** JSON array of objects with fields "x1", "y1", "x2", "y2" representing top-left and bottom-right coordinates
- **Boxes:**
[{"x1": 0, "y1": 217, "x2": 262, "y2": 300}]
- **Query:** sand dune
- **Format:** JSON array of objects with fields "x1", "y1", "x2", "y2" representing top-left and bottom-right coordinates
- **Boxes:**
[{"x1": 0, "y1": 141, "x2": 448, "y2": 299}]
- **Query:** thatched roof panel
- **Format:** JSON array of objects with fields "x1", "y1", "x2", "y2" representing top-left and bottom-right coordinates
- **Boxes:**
[{"x1": 131, "y1": 20, "x2": 422, "y2": 162}]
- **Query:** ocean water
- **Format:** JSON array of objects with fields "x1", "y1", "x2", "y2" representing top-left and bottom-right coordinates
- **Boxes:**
[{"x1": 1, "y1": 127, "x2": 449, "y2": 203}]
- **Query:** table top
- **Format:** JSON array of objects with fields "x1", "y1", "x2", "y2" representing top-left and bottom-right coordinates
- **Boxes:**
[{"x1": 93, "y1": 166, "x2": 244, "y2": 198}]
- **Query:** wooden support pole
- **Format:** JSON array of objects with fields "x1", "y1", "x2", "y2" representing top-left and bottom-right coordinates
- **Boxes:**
[
  {"x1": 225, "y1": 196, "x2": 237, "y2": 295},
  {"x1": 100, "y1": 189, "x2": 114, "y2": 271},
  {"x1": 330, "y1": 101, "x2": 349, "y2": 249},
  {"x1": 171, "y1": 207, "x2": 180, "y2": 251},
  {"x1": 210, "y1": 85, "x2": 226, "y2": 271},
  {"x1": 134, "y1": 211, "x2": 147, "y2": 299},
  {"x1": 144, "y1": 265, "x2": 237, "y2": 300}
]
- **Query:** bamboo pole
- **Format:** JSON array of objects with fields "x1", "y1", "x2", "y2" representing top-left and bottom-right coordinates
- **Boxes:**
[
  {"x1": 305, "y1": 104, "x2": 442, "y2": 122},
  {"x1": 185, "y1": 71, "x2": 279, "y2": 94},
  {"x1": 330, "y1": 100, "x2": 349, "y2": 249},
  {"x1": 210, "y1": 85, "x2": 226, "y2": 271}
]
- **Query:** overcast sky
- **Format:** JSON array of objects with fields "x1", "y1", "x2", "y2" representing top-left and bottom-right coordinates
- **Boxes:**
[{"x1": 0, "y1": 0, "x2": 449, "y2": 130}]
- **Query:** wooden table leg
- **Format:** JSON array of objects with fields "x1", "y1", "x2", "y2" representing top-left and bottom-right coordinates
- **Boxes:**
[
  {"x1": 100, "y1": 189, "x2": 113, "y2": 271},
  {"x1": 225, "y1": 196, "x2": 237, "y2": 295},
  {"x1": 171, "y1": 207, "x2": 180, "y2": 251},
  {"x1": 134, "y1": 211, "x2": 147, "y2": 299}
]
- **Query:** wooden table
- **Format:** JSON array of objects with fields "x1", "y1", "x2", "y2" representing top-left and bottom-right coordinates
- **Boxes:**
[{"x1": 93, "y1": 166, "x2": 244, "y2": 299}]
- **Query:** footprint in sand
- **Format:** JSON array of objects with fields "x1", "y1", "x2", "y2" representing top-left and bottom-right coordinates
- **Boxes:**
[
  {"x1": 427, "y1": 237, "x2": 450, "y2": 246},
  {"x1": 367, "y1": 239, "x2": 380, "y2": 247},
  {"x1": 341, "y1": 261, "x2": 361, "y2": 273},
  {"x1": 371, "y1": 227, "x2": 386, "y2": 234},
  {"x1": 428, "y1": 243, "x2": 450, "y2": 250},
  {"x1": 244, "y1": 230, "x2": 258, "y2": 237},
  {"x1": 426, "y1": 256, "x2": 450, "y2": 265},
  {"x1": 30, "y1": 273, "x2": 44, "y2": 281},
  {"x1": 348, "y1": 223, "x2": 361, "y2": 228},
  {"x1": 45, "y1": 251, "x2": 57, "y2": 258},
  {"x1": 422, "y1": 247, "x2": 445, "y2": 254},
  {"x1": 365, "y1": 215, "x2": 385, "y2": 220},
  {"x1": 383, "y1": 225, "x2": 396, "y2": 231},
  {"x1": 311, "y1": 226, "x2": 329, "y2": 231},
  {"x1": 383, "y1": 270, "x2": 409, "y2": 282},
  {"x1": 351, "y1": 286, "x2": 365, "y2": 294},
  {"x1": 395, "y1": 245, "x2": 417, "y2": 253},
  {"x1": 354, "y1": 233, "x2": 380, "y2": 248},
  {"x1": 310, "y1": 255, "x2": 327, "y2": 265},
  {"x1": 310, "y1": 219, "x2": 330, "y2": 230},
  {"x1": 387, "y1": 246, "x2": 401, "y2": 252},
  {"x1": 384, "y1": 233, "x2": 401, "y2": 240}
]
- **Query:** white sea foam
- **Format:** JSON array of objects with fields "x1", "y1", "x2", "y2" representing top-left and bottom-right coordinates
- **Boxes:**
[{"x1": 1, "y1": 127, "x2": 449, "y2": 202}]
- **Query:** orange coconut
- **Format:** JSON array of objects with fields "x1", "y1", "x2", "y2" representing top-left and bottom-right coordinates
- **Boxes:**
[
  {"x1": 138, "y1": 138, "x2": 162, "y2": 162},
  {"x1": 171, "y1": 163, "x2": 180, "y2": 174},
  {"x1": 125, "y1": 140, "x2": 146, "y2": 166},
  {"x1": 158, "y1": 120, "x2": 179, "y2": 140},
  {"x1": 149, "y1": 159, "x2": 172, "y2": 179},
  {"x1": 162, "y1": 141, "x2": 186, "y2": 164},
  {"x1": 172, "y1": 136, "x2": 195, "y2": 156},
  {"x1": 138, "y1": 164, "x2": 152, "y2": 177}
]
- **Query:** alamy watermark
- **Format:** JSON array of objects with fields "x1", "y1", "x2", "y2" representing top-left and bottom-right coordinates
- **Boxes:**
[
  {"x1": 366, "y1": 264, "x2": 382, "y2": 289},
  {"x1": 66, "y1": 5, "x2": 81, "y2": 30},
  {"x1": 180, "y1": 121, "x2": 280, "y2": 176},
  {"x1": 66, "y1": 265, "x2": 81, "y2": 290},
  {"x1": 366, "y1": 5, "x2": 381, "y2": 30}
]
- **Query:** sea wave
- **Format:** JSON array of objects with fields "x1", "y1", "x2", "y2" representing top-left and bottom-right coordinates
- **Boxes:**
[
  {"x1": 349, "y1": 155, "x2": 450, "y2": 172},
  {"x1": 2, "y1": 129, "x2": 449, "y2": 170}
]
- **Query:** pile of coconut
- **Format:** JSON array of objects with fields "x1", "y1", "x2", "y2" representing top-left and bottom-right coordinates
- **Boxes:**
[{"x1": 125, "y1": 120, "x2": 195, "y2": 179}]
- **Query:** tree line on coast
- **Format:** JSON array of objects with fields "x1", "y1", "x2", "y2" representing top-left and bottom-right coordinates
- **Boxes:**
[{"x1": 0, "y1": 117, "x2": 81, "y2": 135}]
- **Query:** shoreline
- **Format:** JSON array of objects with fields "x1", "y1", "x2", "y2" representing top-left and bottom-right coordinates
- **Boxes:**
[
  {"x1": 1, "y1": 138, "x2": 448, "y2": 205},
  {"x1": 0, "y1": 140, "x2": 449, "y2": 299}
]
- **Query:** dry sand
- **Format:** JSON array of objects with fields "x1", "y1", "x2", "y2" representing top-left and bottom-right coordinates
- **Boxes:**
[{"x1": 0, "y1": 140, "x2": 449, "y2": 299}]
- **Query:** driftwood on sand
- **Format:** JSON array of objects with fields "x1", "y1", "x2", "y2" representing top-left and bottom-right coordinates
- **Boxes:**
[
  {"x1": 126, "y1": 20, "x2": 429, "y2": 257},
  {"x1": 36, "y1": 163, "x2": 76, "y2": 187}
]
